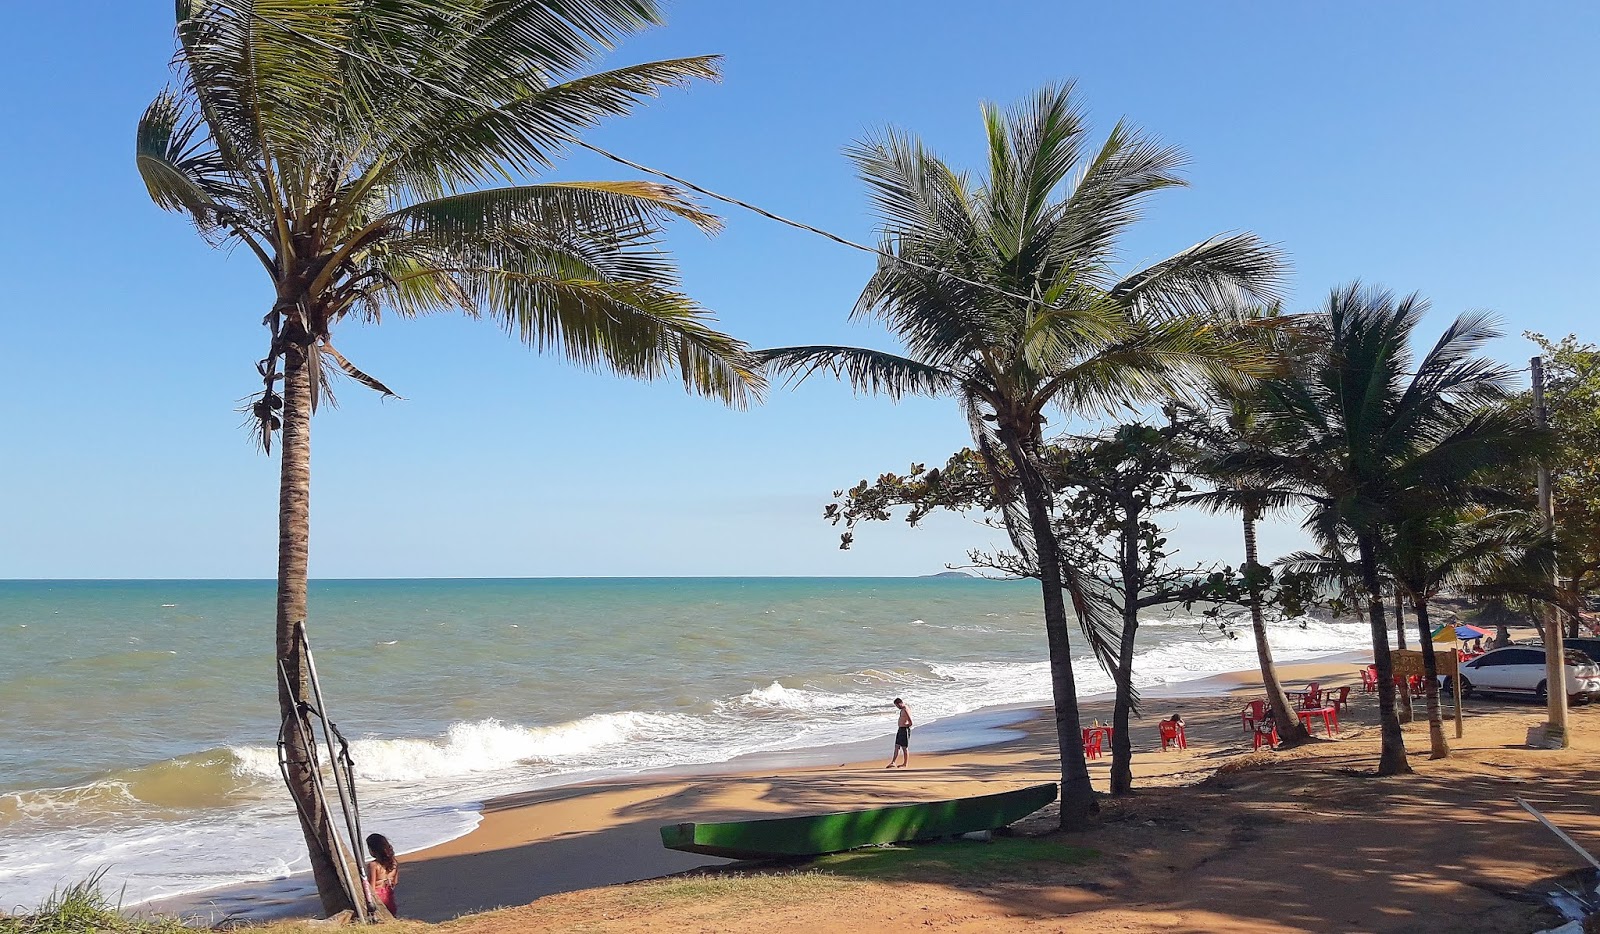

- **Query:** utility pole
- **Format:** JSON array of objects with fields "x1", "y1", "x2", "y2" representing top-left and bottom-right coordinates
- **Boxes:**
[{"x1": 1533, "y1": 355, "x2": 1568, "y2": 748}]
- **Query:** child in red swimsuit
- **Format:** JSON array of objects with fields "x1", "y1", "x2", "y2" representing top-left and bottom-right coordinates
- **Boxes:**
[{"x1": 366, "y1": 833, "x2": 399, "y2": 917}]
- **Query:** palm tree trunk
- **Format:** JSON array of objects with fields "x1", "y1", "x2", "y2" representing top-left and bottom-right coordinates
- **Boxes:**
[
  {"x1": 1000, "y1": 429, "x2": 1097, "y2": 828},
  {"x1": 1412, "y1": 598, "x2": 1450, "y2": 758},
  {"x1": 1358, "y1": 537, "x2": 1412, "y2": 775},
  {"x1": 1394, "y1": 595, "x2": 1414, "y2": 723},
  {"x1": 1242, "y1": 509, "x2": 1311, "y2": 747},
  {"x1": 275, "y1": 337, "x2": 358, "y2": 916}
]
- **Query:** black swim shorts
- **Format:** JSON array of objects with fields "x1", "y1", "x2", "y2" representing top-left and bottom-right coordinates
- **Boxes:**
[{"x1": 895, "y1": 726, "x2": 910, "y2": 748}]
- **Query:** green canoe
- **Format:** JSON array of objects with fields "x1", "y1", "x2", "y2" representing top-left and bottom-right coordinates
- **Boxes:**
[{"x1": 659, "y1": 782, "x2": 1058, "y2": 860}]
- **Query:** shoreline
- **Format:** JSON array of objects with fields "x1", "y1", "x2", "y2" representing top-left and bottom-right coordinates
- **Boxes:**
[{"x1": 149, "y1": 650, "x2": 1373, "y2": 924}]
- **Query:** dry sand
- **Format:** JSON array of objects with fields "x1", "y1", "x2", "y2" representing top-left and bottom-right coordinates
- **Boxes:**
[{"x1": 338, "y1": 656, "x2": 1600, "y2": 933}]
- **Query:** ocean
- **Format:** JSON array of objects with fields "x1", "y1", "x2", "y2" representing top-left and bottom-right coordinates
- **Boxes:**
[{"x1": 0, "y1": 578, "x2": 1369, "y2": 909}]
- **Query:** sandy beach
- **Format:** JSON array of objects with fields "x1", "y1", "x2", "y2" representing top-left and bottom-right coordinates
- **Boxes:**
[{"x1": 164, "y1": 651, "x2": 1600, "y2": 933}]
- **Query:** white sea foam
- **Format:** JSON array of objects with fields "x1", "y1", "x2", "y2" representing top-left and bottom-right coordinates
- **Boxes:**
[
  {"x1": 226, "y1": 712, "x2": 704, "y2": 786},
  {"x1": 734, "y1": 682, "x2": 869, "y2": 713}
]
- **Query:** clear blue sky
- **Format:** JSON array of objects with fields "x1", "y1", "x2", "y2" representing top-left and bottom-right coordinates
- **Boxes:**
[{"x1": 2, "y1": 2, "x2": 1596, "y2": 578}]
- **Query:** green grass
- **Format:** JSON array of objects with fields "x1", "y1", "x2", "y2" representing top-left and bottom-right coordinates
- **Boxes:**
[
  {"x1": 0, "y1": 874, "x2": 188, "y2": 934},
  {"x1": 815, "y1": 836, "x2": 1098, "y2": 881}
]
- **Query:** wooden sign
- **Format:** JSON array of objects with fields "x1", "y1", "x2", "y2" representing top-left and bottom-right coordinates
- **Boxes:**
[
  {"x1": 1390, "y1": 649, "x2": 1457, "y2": 677},
  {"x1": 1388, "y1": 649, "x2": 1465, "y2": 739},
  {"x1": 1391, "y1": 649, "x2": 1426, "y2": 678}
]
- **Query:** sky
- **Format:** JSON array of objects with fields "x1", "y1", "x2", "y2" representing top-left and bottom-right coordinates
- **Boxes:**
[{"x1": 1, "y1": 2, "x2": 1597, "y2": 579}]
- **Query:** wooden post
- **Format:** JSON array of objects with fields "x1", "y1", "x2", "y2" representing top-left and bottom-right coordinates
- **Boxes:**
[
  {"x1": 1452, "y1": 650, "x2": 1464, "y2": 739},
  {"x1": 1533, "y1": 355, "x2": 1568, "y2": 748}
]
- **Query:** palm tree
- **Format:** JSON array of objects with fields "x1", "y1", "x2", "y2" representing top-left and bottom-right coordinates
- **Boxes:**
[
  {"x1": 138, "y1": 1, "x2": 758, "y2": 913},
  {"x1": 760, "y1": 85, "x2": 1283, "y2": 827},
  {"x1": 1386, "y1": 505, "x2": 1545, "y2": 757},
  {"x1": 1185, "y1": 394, "x2": 1317, "y2": 749},
  {"x1": 1244, "y1": 284, "x2": 1522, "y2": 776}
]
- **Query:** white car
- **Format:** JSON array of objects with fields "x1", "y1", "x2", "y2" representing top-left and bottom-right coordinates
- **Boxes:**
[{"x1": 1446, "y1": 646, "x2": 1600, "y2": 703}]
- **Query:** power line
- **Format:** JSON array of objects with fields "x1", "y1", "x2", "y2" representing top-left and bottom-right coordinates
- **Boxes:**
[{"x1": 235, "y1": 8, "x2": 1063, "y2": 311}]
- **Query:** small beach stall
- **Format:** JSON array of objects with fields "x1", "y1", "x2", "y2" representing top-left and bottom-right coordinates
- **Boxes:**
[{"x1": 1433, "y1": 623, "x2": 1489, "y2": 648}]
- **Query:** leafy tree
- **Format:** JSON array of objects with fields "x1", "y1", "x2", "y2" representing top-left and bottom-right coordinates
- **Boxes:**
[
  {"x1": 826, "y1": 424, "x2": 1218, "y2": 795},
  {"x1": 1040, "y1": 424, "x2": 1205, "y2": 795},
  {"x1": 137, "y1": 1, "x2": 758, "y2": 912},
  {"x1": 1238, "y1": 284, "x2": 1530, "y2": 776},
  {"x1": 761, "y1": 84, "x2": 1283, "y2": 827},
  {"x1": 1521, "y1": 334, "x2": 1600, "y2": 636}
]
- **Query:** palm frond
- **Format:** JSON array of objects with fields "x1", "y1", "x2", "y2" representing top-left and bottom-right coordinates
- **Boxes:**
[
  {"x1": 755, "y1": 346, "x2": 954, "y2": 399},
  {"x1": 373, "y1": 56, "x2": 721, "y2": 200},
  {"x1": 321, "y1": 344, "x2": 399, "y2": 398},
  {"x1": 446, "y1": 270, "x2": 761, "y2": 406},
  {"x1": 1049, "y1": 119, "x2": 1186, "y2": 272},
  {"x1": 1109, "y1": 233, "x2": 1287, "y2": 320}
]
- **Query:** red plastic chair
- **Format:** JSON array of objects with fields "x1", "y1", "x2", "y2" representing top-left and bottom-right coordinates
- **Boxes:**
[
  {"x1": 1408, "y1": 674, "x2": 1426, "y2": 697},
  {"x1": 1082, "y1": 728, "x2": 1104, "y2": 760},
  {"x1": 1253, "y1": 721, "x2": 1278, "y2": 750},
  {"x1": 1240, "y1": 700, "x2": 1266, "y2": 732},
  {"x1": 1360, "y1": 666, "x2": 1379, "y2": 693},
  {"x1": 1300, "y1": 681, "x2": 1323, "y2": 710},
  {"x1": 1159, "y1": 719, "x2": 1188, "y2": 751},
  {"x1": 1326, "y1": 685, "x2": 1352, "y2": 713}
]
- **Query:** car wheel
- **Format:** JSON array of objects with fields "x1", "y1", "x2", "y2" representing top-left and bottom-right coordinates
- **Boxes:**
[
  {"x1": 1535, "y1": 680, "x2": 1548, "y2": 703},
  {"x1": 1459, "y1": 676, "x2": 1475, "y2": 699}
]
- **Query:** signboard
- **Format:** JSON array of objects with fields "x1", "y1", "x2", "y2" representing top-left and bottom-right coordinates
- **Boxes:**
[
  {"x1": 1387, "y1": 649, "x2": 1465, "y2": 739},
  {"x1": 1390, "y1": 649, "x2": 1457, "y2": 677},
  {"x1": 1390, "y1": 649, "x2": 1426, "y2": 678}
]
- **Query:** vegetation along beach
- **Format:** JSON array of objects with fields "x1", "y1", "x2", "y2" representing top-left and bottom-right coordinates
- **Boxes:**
[{"x1": 4, "y1": 2, "x2": 1600, "y2": 933}]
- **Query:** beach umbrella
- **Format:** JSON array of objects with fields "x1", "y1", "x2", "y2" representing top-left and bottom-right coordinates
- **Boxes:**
[{"x1": 1431, "y1": 623, "x2": 1489, "y2": 642}]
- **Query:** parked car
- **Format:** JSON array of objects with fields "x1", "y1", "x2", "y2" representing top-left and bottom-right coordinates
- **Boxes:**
[
  {"x1": 1564, "y1": 636, "x2": 1600, "y2": 665},
  {"x1": 1442, "y1": 646, "x2": 1600, "y2": 703}
]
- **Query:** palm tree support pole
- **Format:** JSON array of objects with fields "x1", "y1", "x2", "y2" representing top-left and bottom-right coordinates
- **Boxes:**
[{"x1": 1533, "y1": 355, "x2": 1568, "y2": 747}]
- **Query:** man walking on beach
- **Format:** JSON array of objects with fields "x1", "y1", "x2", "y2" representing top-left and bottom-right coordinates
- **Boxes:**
[{"x1": 886, "y1": 698, "x2": 912, "y2": 768}]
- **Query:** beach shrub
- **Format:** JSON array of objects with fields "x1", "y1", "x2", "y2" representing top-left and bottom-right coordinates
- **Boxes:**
[{"x1": 0, "y1": 875, "x2": 187, "y2": 934}]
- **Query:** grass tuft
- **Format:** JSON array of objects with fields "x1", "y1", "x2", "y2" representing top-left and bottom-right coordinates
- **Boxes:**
[{"x1": 1, "y1": 873, "x2": 189, "y2": 934}]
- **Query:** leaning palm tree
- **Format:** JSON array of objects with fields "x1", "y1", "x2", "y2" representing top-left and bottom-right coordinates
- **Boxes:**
[
  {"x1": 138, "y1": 1, "x2": 758, "y2": 913},
  {"x1": 1244, "y1": 284, "x2": 1523, "y2": 776},
  {"x1": 760, "y1": 85, "x2": 1284, "y2": 827},
  {"x1": 1185, "y1": 392, "x2": 1317, "y2": 749}
]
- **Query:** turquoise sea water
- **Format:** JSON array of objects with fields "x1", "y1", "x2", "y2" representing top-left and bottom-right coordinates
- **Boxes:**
[{"x1": 0, "y1": 578, "x2": 1368, "y2": 908}]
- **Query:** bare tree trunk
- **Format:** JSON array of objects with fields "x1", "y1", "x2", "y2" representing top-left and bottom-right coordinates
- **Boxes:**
[
  {"x1": 1358, "y1": 538, "x2": 1411, "y2": 776},
  {"x1": 276, "y1": 336, "x2": 357, "y2": 916},
  {"x1": 1000, "y1": 428, "x2": 1097, "y2": 828},
  {"x1": 1110, "y1": 578, "x2": 1138, "y2": 796},
  {"x1": 1394, "y1": 596, "x2": 1414, "y2": 723},
  {"x1": 1243, "y1": 508, "x2": 1312, "y2": 747},
  {"x1": 1413, "y1": 598, "x2": 1450, "y2": 758}
]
